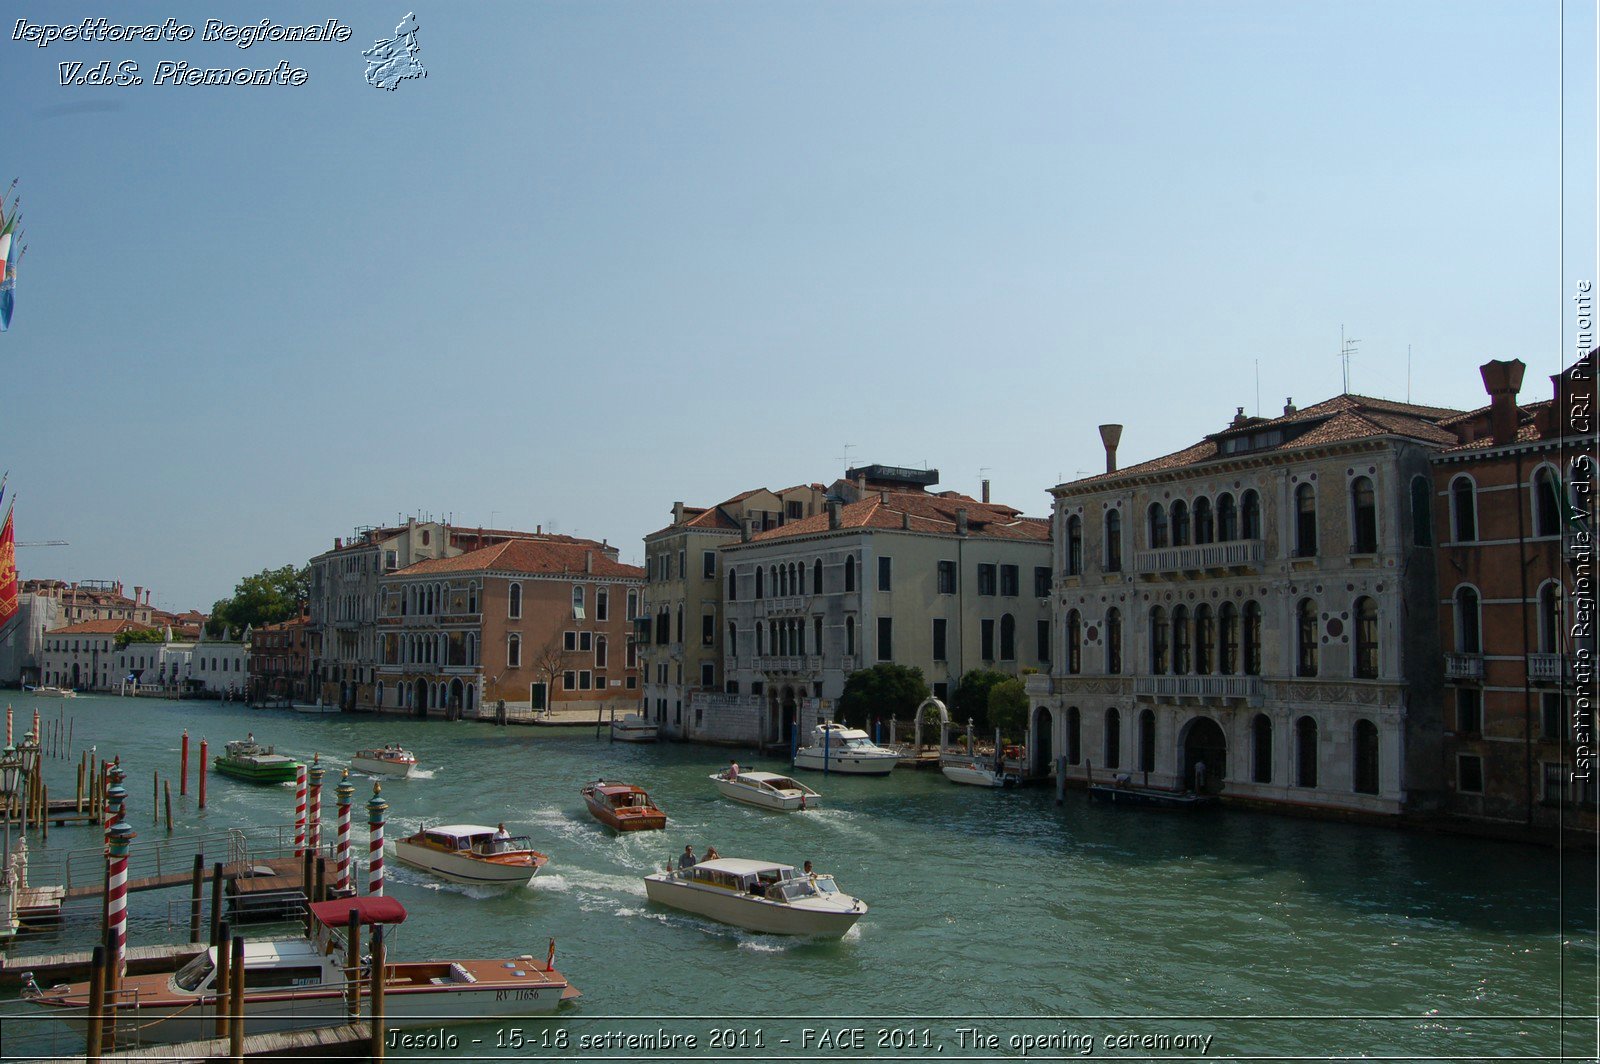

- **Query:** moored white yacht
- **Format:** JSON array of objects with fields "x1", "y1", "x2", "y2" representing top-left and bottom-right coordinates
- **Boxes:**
[
  {"x1": 644, "y1": 858, "x2": 866, "y2": 937},
  {"x1": 610, "y1": 713, "x2": 659, "y2": 742},
  {"x1": 792, "y1": 722, "x2": 900, "y2": 775},
  {"x1": 712, "y1": 770, "x2": 821, "y2": 811},
  {"x1": 940, "y1": 754, "x2": 1018, "y2": 788}
]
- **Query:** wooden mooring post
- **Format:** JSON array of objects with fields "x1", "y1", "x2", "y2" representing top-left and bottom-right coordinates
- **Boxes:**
[
  {"x1": 228, "y1": 933, "x2": 246, "y2": 1062},
  {"x1": 209, "y1": 861, "x2": 224, "y2": 947},
  {"x1": 214, "y1": 921, "x2": 232, "y2": 1039},
  {"x1": 189, "y1": 853, "x2": 204, "y2": 942},
  {"x1": 369, "y1": 924, "x2": 387, "y2": 1061},
  {"x1": 84, "y1": 943, "x2": 106, "y2": 1062}
]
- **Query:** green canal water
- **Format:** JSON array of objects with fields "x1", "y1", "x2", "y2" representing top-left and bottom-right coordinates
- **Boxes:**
[{"x1": 0, "y1": 694, "x2": 1593, "y2": 1061}]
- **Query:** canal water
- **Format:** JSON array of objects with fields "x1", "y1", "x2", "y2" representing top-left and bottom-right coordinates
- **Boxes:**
[{"x1": 0, "y1": 694, "x2": 1592, "y2": 1060}]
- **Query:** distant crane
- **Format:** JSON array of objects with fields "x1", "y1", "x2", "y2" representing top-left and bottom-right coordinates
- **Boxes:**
[{"x1": 17, "y1": 540, "x2": 68, "y2": 548}]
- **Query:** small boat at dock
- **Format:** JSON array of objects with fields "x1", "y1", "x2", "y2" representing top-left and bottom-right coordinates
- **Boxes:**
[
  {"x1": 213, "y1": 739, "x2": 302, "y2": 784},
  {"x1": 394, "y1": 823, "x2": 549, "y2": 886},
  {"x1": 644, "y1": 858, "x2": 867, "y2": 937},
  {"x1": 581, "y1": 779, "x2": 666, "y2": 831},
  {"x1": 22, "y1": 896, "x2": 578, "y2": 1042},
  {"x1": 940, "y1": 754, "x2": 1018, "y2": 788},
  {"x1": 610, "y1": 713, "x2": 659, "y2": 742},
  {"x1": 713, "y1": 770, "x2": 820, "y2": 811},
  {"x1": 792, "y1": 722, "x2": 899, "y2": 775},
  {"x1": 351, "y1": 744, "x2": 419, "y2": 778},
  {"x1": 1088, "y1": 779, "x2": 1216, "y2": 809},
  {"x1": 24, "y1": 685, "x2": 75, "y2": 698},
  {"x1": 293, "y1": 702, "x2": 340, "y2": 714}
]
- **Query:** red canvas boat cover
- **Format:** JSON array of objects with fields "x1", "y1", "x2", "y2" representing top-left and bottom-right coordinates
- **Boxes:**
[{"x1": 309, "y1": 896, "x2": 408, "y2": 927}]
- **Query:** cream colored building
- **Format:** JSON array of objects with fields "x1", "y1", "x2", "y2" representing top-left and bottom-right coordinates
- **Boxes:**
[{"x1": 718, "y1": 466, "x2": 1053, "y2": 747}]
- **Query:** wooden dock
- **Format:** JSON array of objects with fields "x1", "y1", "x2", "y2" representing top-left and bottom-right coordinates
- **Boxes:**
[
  {"x1": 0, "y1": 941, "x2": 202, "y2": 986},
  {"x1": 62, "y1": 855, "x2": 328, "y2": 900},
  {"x1": 35, "y1": 1022, "x2": 372, "y2": 1061}
]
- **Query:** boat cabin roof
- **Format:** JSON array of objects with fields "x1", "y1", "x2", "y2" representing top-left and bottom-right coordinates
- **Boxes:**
[
  {"x1": 812, "y1": 723, "x2": 871, "y2": 740},
  {"x1": 593, "y1": 782, "x2": 645, "y2": 796},
  {"x1": 693, "y1": 857, "x2": 795, "y2": 878},
  {"x1": 425, "y1": 824, "x2": 508, "y2": 841},
  {"x1": 732, "y1": 771, "x2": 791, "y2": 784},
  {"x1": 204, "y1": 938, "x2": 329, "y2": 965},
  {"x1": 309, "y1": 896, "x2": 408, "y2": 928}
]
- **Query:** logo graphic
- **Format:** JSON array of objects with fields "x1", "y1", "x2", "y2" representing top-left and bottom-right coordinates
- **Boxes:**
[{"x1": 363, "y1": 13, "x2": 425, "y2": 91}]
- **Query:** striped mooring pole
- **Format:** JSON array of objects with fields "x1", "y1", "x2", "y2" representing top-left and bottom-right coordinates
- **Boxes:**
[
  {"x1": 106, "y1": 764, "x2": 127, "y2": 832},
  {"x1": 294, "y1": 761, "x2": 308, "y2": 856},
  {"x1": 307, "y1": 756, "x2": 324, "y2": 855},
  {"x1": 107, "y1": 821, "x2": 135, "y2": 980},
  {"x1": 366, "y1": 783, "x2": 387, "y2": 896},
  {"x1": 335, "y1": 770, "x2": 353, "y2": 893}
]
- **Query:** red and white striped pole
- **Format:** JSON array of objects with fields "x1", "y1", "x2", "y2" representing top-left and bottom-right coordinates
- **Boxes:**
[
  {"x1": 335, "y1": 770, "x2": 353, "y2": 894},
  {"x1": 106, "y1": 764, "x2": 127, "y2": 832},
  {"x1": 307, "y1": 756, "x2": 324, "y2": 856},
  {"x1": 294, "y1": 760, "x2": 307, "y2": 856},
  {"x1": 5, "y1": 705, "x2": 11, "y2": 746},
  {"x1": 366, "y1": 783, "x2": 387, "y2": 896},
  {"x1": 107, "y1": 821, "x2": 134, "y2": 982}
]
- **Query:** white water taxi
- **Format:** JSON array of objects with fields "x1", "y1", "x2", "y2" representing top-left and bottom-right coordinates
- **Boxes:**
[
  {"x1": 610, "y1": 713, "x2": 659, "y2": 742},
  {"x1": 394, "y1": 823, "x2": 548, "y2": 886},
  {"x1": 940, "y1": 755, "x2": 1018, "y2": 788},
  {"x1": 644, "y1": 858, "x2": 866, "y2": 937},
  {"x1": 351, "y1": 745, "x2": 418, "y2": 778},
  {"x1": 792, "y1": 723, "x2": 900, "y2": 775},
  {"x1": 712, "y1": 770, "x2": 821, "y2": 812},
  {"x1": 22, "y1": 896, "x2": 578, "y2": 1042},
  {"x1": 24, "y1": 686, "x2": 75, "y2": 699}
]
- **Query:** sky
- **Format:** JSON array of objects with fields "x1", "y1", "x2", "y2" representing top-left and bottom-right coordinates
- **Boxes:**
[{"x1": 2, "y1": 1, "x2": 1595, "y2": 613}]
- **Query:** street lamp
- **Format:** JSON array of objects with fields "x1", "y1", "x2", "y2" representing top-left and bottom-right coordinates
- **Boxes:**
[{"x1": 0, "y1": 743, "x2": 21, "y2": 896}]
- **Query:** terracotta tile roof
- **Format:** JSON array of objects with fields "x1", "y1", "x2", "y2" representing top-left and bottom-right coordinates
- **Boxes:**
[
  {"x1": 747, "y1": 491, "x2": 1048, "y2": 544},
  {"x1": 1067, "y1": 392, "x2": 1466, "y2": 487},
  {"x1": 398, "y1": 539, "x2": 644, "y2": 580},
  {"x1": 48, "y1": 620, "x2": 147, "y2": 636}
]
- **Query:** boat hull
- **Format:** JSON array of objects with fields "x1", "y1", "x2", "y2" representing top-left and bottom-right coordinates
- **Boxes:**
[
  {"x1": 293, "y1": 703, "x2": 340, "y2": 714},
  {"x1": 1087, "y1": 783, "x2": 1216, "y2": 809},
  {"x1": 213, "y1": 759, "x2": 300, "y2": 784},
  {"x1": 643, "y1": 877, "x2": 862, "y2": 937},
  {"x1": 583, "y1": 794, "x2": 665, "y2": 831},
  {"x1": 393, "y1": 840, "x2": 541, "y2": 886},
  {"x1": 941, "y1": 762, "x2": 1015, "y2": 788},
  {"x1": 791, "y1": 750, "x2": 897, "y2": 775},
  {"x1": 714, "y1": 777, "x2": 816, "y2": 812},
  {"x1": 351, "y1": 755, "x2": 416, "y2": 778}
]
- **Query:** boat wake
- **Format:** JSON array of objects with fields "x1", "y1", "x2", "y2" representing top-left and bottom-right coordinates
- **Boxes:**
[
  {"x1": 805, "y1": 807, "x2": 876, "y2": 841},
  {"x1": 409, "y1": 768, "x2": 437, "y2": 780}
]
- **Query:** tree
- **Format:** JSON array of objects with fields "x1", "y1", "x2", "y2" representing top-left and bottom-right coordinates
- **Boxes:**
[
  {"x1": 528, "y1": 634, "x2": 569, "y2": 713},
  {"x1": 209, "y1": 564, "x2": 309, "y2": 636},
  {"x1": 987, "y1": 677, "x2": 1029, "y2": 743},
  {"x1": 836, "y1": 663, "x2": 929, "y2": 728},
  {"x1": 951, "y1": 668, "x2": 1009, "y2": 732},
  {"x1": 114, "y1": 627, "x2": 166, "y2": 650}
]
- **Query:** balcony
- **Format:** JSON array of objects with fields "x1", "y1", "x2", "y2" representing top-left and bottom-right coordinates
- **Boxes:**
[
  {"x1": 760, "y1": 596, "x2": 810, "y2": 613},
  {"x1": 1134, "y1": 539, "x2": 1265, "y2": 577},
  {"x1": 1529, "y1": 654, "x2": 1567, "y2": 684},
  {"x1": 752, "y1": 655, "x2": 806, "y2": 672},
  {"x1": 1134, "y1": 674, "x2": 1263, "y2": 703},
  {"x1": 1444, "y1": 653, "x2": 1484, "y2": 681},
  {"x1": 1024, "y1": 674, "x2": 1052, "y2": 699}
]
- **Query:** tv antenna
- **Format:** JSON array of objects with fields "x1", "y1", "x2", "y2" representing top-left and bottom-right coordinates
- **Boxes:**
[
  {"x1": 1339, "y1": 325, "x2": 1360, "y2": 394},
  {"x1": 837, "y1": 443, "x2": 856, "y2": 470}
]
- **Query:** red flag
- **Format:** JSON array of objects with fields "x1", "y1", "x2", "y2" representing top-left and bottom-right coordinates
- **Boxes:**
[{"x1": 0, "y1": 505, "x2": 16, "y2": 629}]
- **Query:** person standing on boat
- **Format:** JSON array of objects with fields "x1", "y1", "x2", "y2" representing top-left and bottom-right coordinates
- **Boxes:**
[
  {"x1": 679, "y1": 844, "x2": 697, "y2": 869},
  {"x1": 493, "y1": 823, "x2": 511, "y2": 853},
  {"x1": 726, "y1": 759, "x2": 740, "y2": 781}
]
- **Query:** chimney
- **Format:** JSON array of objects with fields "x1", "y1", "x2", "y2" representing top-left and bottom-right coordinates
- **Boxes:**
[
  {"x1": 536, "y1": 524, "x2": 542, "y2": 534},
  {"x1": 133, "y1": 586, "x2": 142, "y2": 606},
  {"x1": 981, "y1": 479, "x2": 991, "y2": 504},
  {"x1": 901, "y1": 510, "x2": 911, "y2": 530},
  {"x1": 1284, "y1": 397, "x2": 1297, "y2": 416},
  {"x1": 956, "y1": 508, "x2": 969, "y2": 536},
  {"x1": 1480, "y1": 359, "x2": 1526, "y2": 445},
  {"x1": 1098, "y1": 424, "x2": 1123, "y2": 474},
  {"x1": 742, "y1": 515, "x2": 754, "y2": 543},
  {"x1": 672, "y1": 501, "x2": 685, "y2": 524},
  {"x1": 1230, "y1": 407, "x2": 1249, "y2": 427},
  {"x1": 334, "y1": 537, "x2": 342, "y2": 550},
  {"x1": 880, "y1": 490, "x2": 889, "y2": 504},
  {"x1": 828, "y1": 502, "x2": 841, "y2": 530},
  {"x1": 585, "y1": 550, "x2": 594, "y2": 574}
]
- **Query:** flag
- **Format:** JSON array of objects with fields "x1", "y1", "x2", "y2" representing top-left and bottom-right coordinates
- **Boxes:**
[{"x1": 0, "y1": 503, "x2": 18, "y2": 630}]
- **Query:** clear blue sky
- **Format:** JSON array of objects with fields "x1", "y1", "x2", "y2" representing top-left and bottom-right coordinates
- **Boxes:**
[{"x1": 4, "y1": 1, "x2": 1595, "y2": 613}]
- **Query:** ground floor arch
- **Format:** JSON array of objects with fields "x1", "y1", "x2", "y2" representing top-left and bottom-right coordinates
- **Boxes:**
[
  {"x1": 1178, "y1": 715, "x2": 1227, "y2": 792},
  {"x1": 1031, "y1": 706, "x2": 1054, "y2": 775}
]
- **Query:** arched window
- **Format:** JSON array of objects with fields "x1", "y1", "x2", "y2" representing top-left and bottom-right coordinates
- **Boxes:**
[
  {"x1": 1295, "y1": 716, "x2": 1319, "y2": 788},
  {"x1": 1538, "y1": 581, "x2": 1564, "y2": 653},
  {"x1": 728, "y1": 621, "x2": 737, "y2": 653},
  {"x1": 1138, "y1": 709, "x2": 1156, "y2": 772},
  {"x1": 1172, "y1": 605, "x2": 1191, "y2": 674},
  {"x1": 1066, "y1": 515, "x2": 1083, "y2": 575},
  {"x1": 468, "y1": 583, "x2": 479, "y2": 613},
  {"x1": 845, "y1": 616, "x2": 856, "y2": 655},
  {"x1": 507, "y1": 633, "x2": 521, "y2": 668},
  {"x1": 1149, "y1": 607, "x2": 1169, "y2": 674},
  {"x1": 1295, "y1": 483, "x2": 1318, "y2": 557},
  {"x1": 1351, "y1": 476, "x2": 1377, "y2": 554},
  {"x1": 1195, "y1": 604, "x2": 1214, "y2": 674},
  {"x1": 1241, "y1": 489, "x2": 1262, "y2": 540},
  {"x1": 1410, "y1": 476, "x2": 1433, "y2": 546},
  {"x1": 1104, "y1": 708, "x2": 1121, "y2": 770},
  {"x1": 777, "y1": 565, "x2": 787, "y2": 597},
  {"x1": 1105, "y1": 510, "x2": 1123, "y2": 572},
  {"x1": 1454, "y1": 586, "x2": 1482, "y2": 653},
  {"x1": 1000, "y1": 614, "x2": 1016, "y2": 661},
  {"x1": 844, "y1": 556, "x2": 856, "y2": 592},
  {"x1": 813, "y1": 559, "x2": 823, "y2": 594},
  {"x1": 1065, "y1": 611, "x2": 1082, "y2": 674},
  {"x1": 1105, "y1": 608, "x2": 1122, "y2": 674},
  {"x1": 1251, "y1": 714, "x2": 1272, "y2": 783},
  {"x1": 1066, "y1": 707, "x2": 1081, "y2": 765},
  {"x1": 1193, "y1": 497, "x2": 1214, "y2": 545},
  {"x1": 1171, "y1": 500, "x2": 1190, "y2": 546},
  {"x1": 1243, "y1": 600, "x2": 1262, "y2": 675},
  {"x1": 508, "y1": 582, "x2": 522, "y2": 620},
  {"x1": 1297, "y1": 599, "x2": 1319, "y2": 677},
  {"x1": 1451, "y1": 476, "x2": 1477, "y2": 542},
  {"x1": 573, "y1": 585, "x2": 586, "y2": 618},
  {"x1": 755, "y1": 567, "x2": 764, "y2": 599},
  {"x1": 675, "y1": 605, "x2": 684, "y2": 643},
  {"x1": 1148, "y1": 504, "x2": 1168, "y2": 549},
  {"x1": 1354, "y1": 597, "x2": 1379, "y2": 678},
  {"x1": 756, "y1": 622, "x2": 765, "y2": 656},
  {"x1": 1533, "y1": 466, "x2": 1563, "y2": 537},
  {"x1": 1353, "y1": 719, "x2": 1380, "y2": 794},
  {"x1": 1219, "y1": 602, "x2": 1239, "y2": 674},
  {"x1": 1216, "y1": 493, "x2": 1237, "y2": 542},
  {"x1": 728, "y1": 569, "x2": 738, "y2": 601},
  {"x1": 595, "y1": 635, "x2": 608, "y2": 668}
]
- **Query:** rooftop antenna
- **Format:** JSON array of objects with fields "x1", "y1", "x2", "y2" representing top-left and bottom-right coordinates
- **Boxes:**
[
  {"x1": 837, "y1": 443, "x2": 855, "y2": 470},
  {"x1": 1338, "y1": 324, "x2": 1360, "y2": 394},
  {"x1": 1407, "y1": 344, "x2": 1412, "y2": 402},
  {"x1": 1254, "y1": 359, "x2": 1260, "y2": 416}
]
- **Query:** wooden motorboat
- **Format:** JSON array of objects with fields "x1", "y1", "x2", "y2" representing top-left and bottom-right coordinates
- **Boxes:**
[
  {"x1": 351, "y1": 745, "x2": 418, "y2": 778},
  {"x1": 581, "y1": 779, "x2": 666, "y2": 831},
  {"x1": 644, "y1": 858, "x2": 866, "y2": 937},
  {"x1": 24, "y1": 686, "x2": 75, "y2": 698},
  {"x1": 792, "y1": 722, "x2": 899, "y2": 775},
  {"x1": 23, "y1": 896, "x2": 578, "y2": 1042},
  {"x1": 394, "y1": 823, "x2": 548, "y2": 886},
  {"x1": 610, "y1": 713, "x2": 659, "y2": 742},
  {"x1": 213, "y1": 739, "x2": 302, "y2": 784},
  {"x1": 712, "y1": 770, "x2": 820, "y2": 812},
  {"x1": 940, "y1": 755, "x2": 1018, "y2": 788}
]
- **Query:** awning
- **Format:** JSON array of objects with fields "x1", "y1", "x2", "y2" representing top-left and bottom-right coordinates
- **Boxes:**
[{"x1": 309, "y1": 896, "x2": 408, "y2": 927}]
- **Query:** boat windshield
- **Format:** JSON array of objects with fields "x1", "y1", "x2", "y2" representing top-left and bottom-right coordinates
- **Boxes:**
[
  {"x1": 173, "y1": 952, "x2": 215, "y2": 992},
  {"x1": 774, "y1": 879, "x2": 820, "y2": 902},
  {"x1": 813, "y1": 875, "x2": 840, "y2": 895}
]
